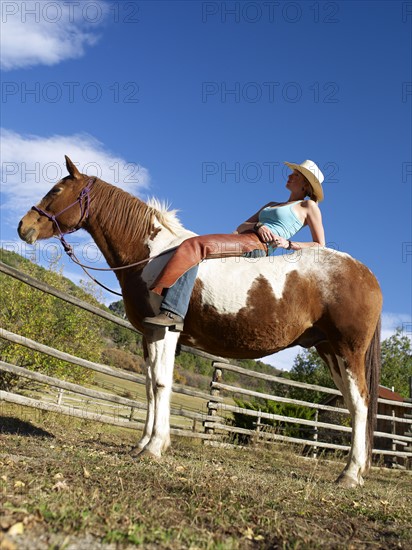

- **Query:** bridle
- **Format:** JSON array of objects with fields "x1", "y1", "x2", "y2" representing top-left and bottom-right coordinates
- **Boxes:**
[
  {"x1": 32, "y1": 177, "x2": 95, "y2": 255},
  {"x1": 31, "y1": 177, "x2": 176, "y2": 296}
]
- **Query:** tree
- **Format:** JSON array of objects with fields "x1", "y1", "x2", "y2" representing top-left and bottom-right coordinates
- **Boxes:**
[
  {"x1": 380, "y1": 328, "x2": 412, "y2": 398},
  {"x1": 0, "y1": 250, "x2": 104, "y2": 389},
  {"x1": 285, "y1": 329, "x2": 412, "y2": 401},
  {"x1": 108, "y1": 300, "x2": 126, "y2": 318},
  {"x1": 286, "y1": 348, "x2": 335, "y2": 403}
]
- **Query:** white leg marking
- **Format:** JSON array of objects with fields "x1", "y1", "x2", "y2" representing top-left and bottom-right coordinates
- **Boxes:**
[
  {"x1": 337, "y1": 358, "x2": 368, "y2": 487},
  {"x1": 143, "y1": 329, "x2": 180, "y2": 457},
  {"x1": 136, "y1": 360, "x2": 155, "y2": 450}
]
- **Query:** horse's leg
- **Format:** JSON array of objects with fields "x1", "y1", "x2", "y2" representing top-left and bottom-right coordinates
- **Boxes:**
[
  {"x1": 315, "y1": 342, "x2": 345, "y2": 395},
  {"x1": 319, "y1": 345, "x2": 370, "y2": 487},
  {"x1": 335, "y1": 353, "x2": 370, "y2": 487},
  {"x1": 316, "y1": 343, "x2": 370, "y2": 487},
  {"x1": 318, "y1": 310, "x2": 380, "y2": 488},
  {"x1": 130, "y1": 338, "x2": 155, "y2": 455},
  {"x1": 138, "y1": 328, "x2": 179, "y2": 458},
  {"x1": 131, "y1": 364, "x2": 155, "y2": 455}
]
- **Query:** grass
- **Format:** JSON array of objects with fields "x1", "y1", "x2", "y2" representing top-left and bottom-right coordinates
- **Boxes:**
[{"x1": 0, "y1": 403, "x2": 411, "y2": 549}]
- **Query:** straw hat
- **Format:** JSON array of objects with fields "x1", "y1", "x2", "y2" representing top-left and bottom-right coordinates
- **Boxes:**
[{"x1": 284, "y1": 160, "x2": 325, "y2": 201}]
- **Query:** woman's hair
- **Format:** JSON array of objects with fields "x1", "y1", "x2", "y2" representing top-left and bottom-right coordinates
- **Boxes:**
[{"x1": 303, "y1": 176, "x2": 319, "y2": 202}]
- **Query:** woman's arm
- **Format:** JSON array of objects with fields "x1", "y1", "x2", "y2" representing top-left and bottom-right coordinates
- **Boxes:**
[{"x1": 288, "y1": 200, "x2": 325, "y2": 250}]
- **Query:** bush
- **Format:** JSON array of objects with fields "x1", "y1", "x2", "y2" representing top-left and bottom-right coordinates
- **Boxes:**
[
  {"x1": 101, "y1": 348, "x2": 144, "y2": 374},
  {"x1": 0, "y1": 251, "x2": 103, "y2": 389},
  {"x1": 232, "y1": 397, "x2": 316, "y2": 442}
]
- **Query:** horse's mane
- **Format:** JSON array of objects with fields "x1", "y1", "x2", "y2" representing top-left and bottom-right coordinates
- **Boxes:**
[
  {"x1": 146, "y1": 197, "x2": 185, "y2": 235},
  {"x1": 92, "y1": 179, "x2": 186, "y2": 243}
]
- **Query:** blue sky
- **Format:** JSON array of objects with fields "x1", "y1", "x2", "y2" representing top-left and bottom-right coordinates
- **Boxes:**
[{"x1": 1, "y1": 0, "x2": 411, "y2": 370}]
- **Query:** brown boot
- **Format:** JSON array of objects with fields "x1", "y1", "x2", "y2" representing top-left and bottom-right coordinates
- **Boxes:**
[{"x1": 142, "y1": 310, "x2": 184, "y2": 332}]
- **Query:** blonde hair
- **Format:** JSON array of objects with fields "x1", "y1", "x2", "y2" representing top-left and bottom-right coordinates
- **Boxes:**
[{"x1": 303, "y1": 176, "x2": 319, "y2": 203}]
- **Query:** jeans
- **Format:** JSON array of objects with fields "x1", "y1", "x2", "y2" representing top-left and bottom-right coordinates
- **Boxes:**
[
  {"x1": 160, "y1": 265, "x2": 199, "y2": 318},
  {"x1": 160, "y1": 249, "x2": 266, "y2": 319}
]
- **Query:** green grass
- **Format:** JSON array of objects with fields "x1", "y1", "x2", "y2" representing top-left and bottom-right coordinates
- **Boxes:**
[{"x1": 1, "y1": 403, "x2": 411, "y2": 549}]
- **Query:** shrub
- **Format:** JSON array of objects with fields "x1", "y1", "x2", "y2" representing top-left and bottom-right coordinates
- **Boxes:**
[{"x1": 232, "y1": 397, "x2": 316, "y2": 442}]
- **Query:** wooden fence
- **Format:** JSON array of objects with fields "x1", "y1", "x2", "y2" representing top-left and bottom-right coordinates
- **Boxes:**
[
  {"x1": 0, "y1": 325, "x2": 223, "y2": 442},
  {"x1": 205, "y1": 363, "x2": 412, "y2": 466},
  {"x1": 1, "y1": 260, "x2": 411, "y2": 466}
]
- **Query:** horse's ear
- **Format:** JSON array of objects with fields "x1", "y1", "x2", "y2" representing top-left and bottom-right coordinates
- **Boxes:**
[{"x1": 65, "y1": 155, "x2": 81, "y2": 179}]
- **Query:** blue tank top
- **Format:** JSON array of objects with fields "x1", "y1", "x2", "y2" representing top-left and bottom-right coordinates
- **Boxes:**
[{"x1": 258, "y1": 201, "x2": 304, "y2": 240}]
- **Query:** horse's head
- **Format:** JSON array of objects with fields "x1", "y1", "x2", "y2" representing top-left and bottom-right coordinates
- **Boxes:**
[{"x1": 18, "y1": 156, "x2": 94, "y2": 244}]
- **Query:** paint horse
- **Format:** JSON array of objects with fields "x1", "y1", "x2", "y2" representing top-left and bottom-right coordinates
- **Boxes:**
[{"x1": 18, "y1": 156, "x2": 382, "y2": 487}]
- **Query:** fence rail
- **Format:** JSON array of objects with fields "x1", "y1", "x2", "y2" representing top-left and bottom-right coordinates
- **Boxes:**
[{"x1": 0, "y1": 328, "x2": 223, "y2": 403}]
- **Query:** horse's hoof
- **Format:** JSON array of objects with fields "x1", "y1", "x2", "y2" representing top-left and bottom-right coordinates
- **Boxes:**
[
  {"x1": 129, "y1": 446, "x2": 145, "y2": 457},
  {"x1": 133, "y1": 448, "x2": 161, "y2": 461},
  {"x1": 335, "y1": 473, "x2": 362, "y2": 488}
]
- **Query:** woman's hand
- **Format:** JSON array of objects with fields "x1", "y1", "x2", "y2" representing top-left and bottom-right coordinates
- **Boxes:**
[{"x1": 256, "y1": 227, "x2": 289, "y2": 248}]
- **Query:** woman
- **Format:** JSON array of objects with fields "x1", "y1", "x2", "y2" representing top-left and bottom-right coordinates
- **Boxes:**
[{"x1": 143, "y1": 160, "x2": 326, "y2": 331}]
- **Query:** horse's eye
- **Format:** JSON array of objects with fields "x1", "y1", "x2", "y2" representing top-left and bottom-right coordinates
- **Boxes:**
[{"x1": 47, "y1": 187, "x2": 62, "y2": 197}]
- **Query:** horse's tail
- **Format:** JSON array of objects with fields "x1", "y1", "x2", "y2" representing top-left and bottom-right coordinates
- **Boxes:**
[{"x1": 364, "y1": 314, "x2": 381, "y2": 473}]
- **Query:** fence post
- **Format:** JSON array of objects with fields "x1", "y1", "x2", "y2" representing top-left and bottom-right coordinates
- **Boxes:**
[
  {"x1": 313, "y1": 410, "x2": 319, "y2": 459},
  {"x1": 57, "y1": 388, "x2": 64, "y2": 406},
  {"x1": 256, "y1": 409, "x2": 262, "y2": 434},
  {"x1": 205, "y1": 364, "x2": 222, "y2": 435}
]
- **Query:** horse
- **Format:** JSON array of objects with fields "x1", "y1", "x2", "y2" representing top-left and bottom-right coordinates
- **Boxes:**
[{"x1": 18, "y1": 156, "x2": 382, "y2": 488}]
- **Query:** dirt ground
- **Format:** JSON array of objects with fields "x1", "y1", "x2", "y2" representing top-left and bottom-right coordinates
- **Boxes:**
[{"x1": 1, "y1": 404, "x2": 411, "y2": 549}]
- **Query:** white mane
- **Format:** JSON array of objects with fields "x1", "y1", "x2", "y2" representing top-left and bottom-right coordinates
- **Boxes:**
[{"x1": 146, "y1": 197, "x2": 189, "y2": 236}]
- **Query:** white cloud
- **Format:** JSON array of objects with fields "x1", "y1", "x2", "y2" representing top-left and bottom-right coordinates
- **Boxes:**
[
  {"x1": 1, "y1": 0, "x2": 108, "y2": 70},
  {"x1": 0, "y1": 128, "x2": 150, "y2": 218},
  {"x1": 381, "y1": 312, "x2": 411, "y2": 341}
]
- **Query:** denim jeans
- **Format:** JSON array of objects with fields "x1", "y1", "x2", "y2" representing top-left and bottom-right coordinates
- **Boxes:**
[
  {"x1": 160, "y1": 249, "x2": 266, "y2": 319},
  {"x1": 160, "y1": 265, "x2": 199, "y2": 318}
]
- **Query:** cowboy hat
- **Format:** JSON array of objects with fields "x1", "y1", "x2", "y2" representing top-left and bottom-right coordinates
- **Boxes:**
[{"x1": 284, "y1": 160, "x2": 325, "y2": 201}]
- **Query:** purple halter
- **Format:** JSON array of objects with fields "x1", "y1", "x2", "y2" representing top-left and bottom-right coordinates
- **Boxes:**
[{"x1": 31, "y1": 177, "x2": 95, "y2": 254}]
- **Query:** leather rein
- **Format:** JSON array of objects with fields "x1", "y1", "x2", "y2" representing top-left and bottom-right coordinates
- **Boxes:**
[{"x1": 31, "y1": 178, "x2": 173, "y2": 297}]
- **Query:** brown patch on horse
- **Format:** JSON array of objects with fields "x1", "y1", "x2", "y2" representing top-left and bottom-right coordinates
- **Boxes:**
[{"x1": 181, "y1": 271, "x2": 324, "y2": 359}]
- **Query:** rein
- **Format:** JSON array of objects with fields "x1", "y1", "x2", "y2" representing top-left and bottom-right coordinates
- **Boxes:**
[{"x1": 32, "y1": 178, "x2": 175, "y2": 296}]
